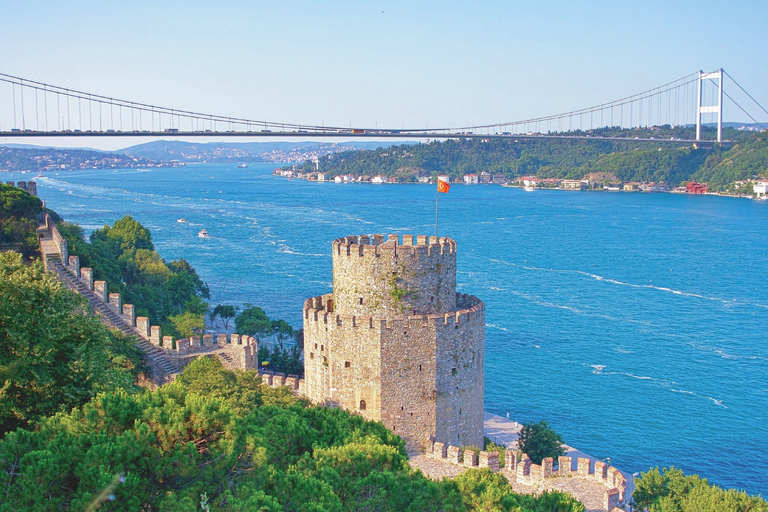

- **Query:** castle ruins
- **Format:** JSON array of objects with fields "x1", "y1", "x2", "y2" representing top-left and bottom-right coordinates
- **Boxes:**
[{"x1": 303, "y1": 234, "x2": 485, "y2": 449}]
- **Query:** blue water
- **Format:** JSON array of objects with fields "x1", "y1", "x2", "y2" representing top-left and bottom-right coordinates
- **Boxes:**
[{"x1": 12, "y1": 163, "x2": 768, "y2": 496}]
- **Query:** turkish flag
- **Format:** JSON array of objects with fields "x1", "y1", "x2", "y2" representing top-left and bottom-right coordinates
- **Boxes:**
[{"x1": 437, "y1": 179, "x2": 450, "y2": 193}]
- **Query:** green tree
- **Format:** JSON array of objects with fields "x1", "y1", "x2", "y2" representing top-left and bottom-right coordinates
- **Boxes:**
[
  {"x1": 517, "y1": 420, "x2": 565, "y2": 464},
  {"x1": 271, "y1": 318, "x2": 295, "y2": 349},
  {"x1": 168, "y1": 311, "x2": 204, "y2": 338},
  {"x1": 632, "y1": 467, "x2": 768, "y2": 512},
  {"x1": 0, "y1": 184, "x2": 43, "y2": 258},
  {"x1": 0, "y1": 252, "x2": 141, "y2": 434},
  {"x1": 212, "y1": 304, "x2": 238, "y2": 330},
  {"x1": 236, "y1": 305, "x2": 273, "y2": 339}
]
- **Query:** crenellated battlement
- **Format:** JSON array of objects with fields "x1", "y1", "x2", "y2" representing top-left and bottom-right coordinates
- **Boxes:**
[
  {"x1": 303, "y1": 292, "x2": 484, "y2": 331},
  {"x1": 332, "y1": 234, "x2": 457, "y2": 259},
  {"x1": 426, "y1": 442, "x2": 628, "y2": 506},
  {"x1": 331, "y1": 233, "x2": 458, "y2": 317}
]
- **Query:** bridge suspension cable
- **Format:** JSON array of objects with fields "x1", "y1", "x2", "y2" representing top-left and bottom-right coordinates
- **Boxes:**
[{"x1": 0, "y1": 69, "x2": 763, "y2": 141}]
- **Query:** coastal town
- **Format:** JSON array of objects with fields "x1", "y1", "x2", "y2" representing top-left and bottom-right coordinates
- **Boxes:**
[{"x1": 273, "y1": 166, "x2": 768, "y2": 200}]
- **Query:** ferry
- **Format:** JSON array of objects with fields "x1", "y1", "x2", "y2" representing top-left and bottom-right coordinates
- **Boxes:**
[
  {"x1": 198, "y1": 229, "x2": 209, "y2": 238},
  {"x1": 177, "y1": 218, "x2": 187, "y2": 223}
]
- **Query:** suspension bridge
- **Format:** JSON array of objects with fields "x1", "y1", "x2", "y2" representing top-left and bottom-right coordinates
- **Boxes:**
[{"x1": 0, "y1": 69, "x2": 765, "y2": 144}]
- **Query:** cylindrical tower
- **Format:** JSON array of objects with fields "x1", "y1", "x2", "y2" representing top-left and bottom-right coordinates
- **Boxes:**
[
  {"x1": 304, "y1": 233, "x2": 484, "y2": 449},
  {"x1": 331, "y1": 234, "x2": 457, "y2": 317}
]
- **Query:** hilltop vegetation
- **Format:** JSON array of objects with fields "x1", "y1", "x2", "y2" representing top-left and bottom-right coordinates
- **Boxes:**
[
  {"x1": 0, "y1": 357, "x2": 584, "y2": 512},
  {"x1": 0, "y1": 252, "x2": 144, "y2": 434},
  {"x1": 299, "y1": 126, "x2": 768, "y2": 190},
  {"x1": 634, "y1": 467, "x2": 768, "y2": 512},
  {"x1": 57, "y1": 216, "x2": 211, "y2": 339},
  {"x1": 0, "y1": 183, "x2": 59, "y2": 258}
]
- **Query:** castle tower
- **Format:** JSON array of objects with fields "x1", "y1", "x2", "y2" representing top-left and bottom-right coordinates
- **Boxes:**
[{"x1": 303, "y1": 234, "x2": 485, "y2": 449}]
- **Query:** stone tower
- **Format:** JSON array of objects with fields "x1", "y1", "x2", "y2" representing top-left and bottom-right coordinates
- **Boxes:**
[{"x1": 303, "y1": 234, "x2": 485, "y2": 449}]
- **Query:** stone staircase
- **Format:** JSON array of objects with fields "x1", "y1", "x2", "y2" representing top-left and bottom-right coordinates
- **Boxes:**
[{"x1": 47, "y1": 257, "x2": 180, "y2": 379}]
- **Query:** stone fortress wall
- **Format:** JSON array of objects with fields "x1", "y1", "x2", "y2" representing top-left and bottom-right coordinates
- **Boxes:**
[
  {"x1": 304, "y1": 234, "x2": 485, "y2": 449},
  {"x1": 426, "y1": 440, "x2": 627, "y2": 511},
  {"x1": 43, "y1": 218, "x2": 262, "y2": 374},
  {"x1": 5, "y1": 180, "x2": 38, "y2": 197}
]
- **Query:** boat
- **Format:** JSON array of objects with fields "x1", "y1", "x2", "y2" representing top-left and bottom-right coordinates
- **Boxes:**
[
  {"x1": 237, "y1": 164, "x2": 248, "y2": 168},
  {"x1": 177, "y1": 218, "x2": 186, "y2": 223},
  {"x1": 37, "y1": 172, "x2": 43, "y2": 178},
  {"x1": 524, "y1": 186, "x2": 535, "y2": 192},
  {"x1": 198, "y1": 229, "x2": 209, "y2": 238}
]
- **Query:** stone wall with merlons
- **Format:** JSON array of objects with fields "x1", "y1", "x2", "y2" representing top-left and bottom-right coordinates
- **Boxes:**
[{"x1": 304, "y1": 234, "x2": 485, "y2": 449}]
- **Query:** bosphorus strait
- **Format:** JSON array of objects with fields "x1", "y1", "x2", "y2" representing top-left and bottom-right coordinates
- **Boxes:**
[{"x1": 15, "y1": 162, "x2": 768, "y2": 496}]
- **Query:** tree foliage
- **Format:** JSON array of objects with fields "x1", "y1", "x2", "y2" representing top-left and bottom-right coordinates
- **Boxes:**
[
  {"x1": 517, "y1": 420, "x2": 565, "y2": 465},
  {"x1": 633, "y1": 467, "x2": 768, "y2": 512},
  {"x1": 57, "y1": 216, "x2": 210, "y2": 332},
  {"x1": 212, "y1": 304, "x2": 238, "y2": 330},
  {"x1": 0, "y1": 183, "x2": 43, "y2": 258},
  {"x1": 0, "y1": 252, "x2": 143, "y2": 435},
  {"x1": 235, "y1": 305, "x2": 273, "y2": 339},
  {"x1": 0, "y1": 357, "x2": 583, "y2": 511}
]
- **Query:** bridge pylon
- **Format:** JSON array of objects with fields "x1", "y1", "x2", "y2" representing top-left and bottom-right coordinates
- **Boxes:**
[{"x1": 696, "y1": 69, "x2": 723, "y2": 143}]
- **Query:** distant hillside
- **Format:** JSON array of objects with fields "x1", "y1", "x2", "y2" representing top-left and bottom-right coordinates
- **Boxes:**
[
  {"x1": 122, "y1": 140, "x2": 413, "y2": 163},
  {"x1": 300, "y1": 126, "x2": 767, "y2": 189},
  {"x1": 693, "y1": 130, "x2": 768, "y2": 189},
  {"x1": 0, "y1": 146, "x2": 160, "y2": 172}
]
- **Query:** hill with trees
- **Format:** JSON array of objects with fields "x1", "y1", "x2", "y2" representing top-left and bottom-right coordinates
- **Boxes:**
[
  {"x1": 57, "y1": 216, "x2": 211, "y2": 339},
  {"x1": 295, "y1": 126, "x2": 768, "y2": 190},
  {"x1": 0, "y1": 183, "x2": 60, "y2": 258},
  {"x1": 0, "y1": 252, "x2": 144, "y2": 434}
]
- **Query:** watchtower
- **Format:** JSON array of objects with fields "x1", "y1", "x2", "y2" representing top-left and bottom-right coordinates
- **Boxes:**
[{"x1": 303, "y1": 234, "x2": 485, "y2": 449}]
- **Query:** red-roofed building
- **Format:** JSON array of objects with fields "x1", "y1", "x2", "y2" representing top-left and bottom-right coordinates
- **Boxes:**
[{"x1": 686, "y1": 182, "x2": 709, "y2": 194}]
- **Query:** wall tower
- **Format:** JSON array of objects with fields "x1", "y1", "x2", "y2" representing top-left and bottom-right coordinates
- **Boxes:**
[{"x1": 303, "y1": 234, "x2": 485, "y2": 449}]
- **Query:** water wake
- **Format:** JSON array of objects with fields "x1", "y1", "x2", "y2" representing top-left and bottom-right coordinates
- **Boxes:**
[{"x1": 489, "y1": 259, "x2": 768, "y2": 310}]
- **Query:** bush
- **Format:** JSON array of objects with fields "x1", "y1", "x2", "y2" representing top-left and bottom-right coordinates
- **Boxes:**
[{"x1": 517, "y1": 420, "x2": 565, "y2": 465}]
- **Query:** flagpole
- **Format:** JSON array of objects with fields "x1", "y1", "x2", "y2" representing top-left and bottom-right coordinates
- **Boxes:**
[{"x1": 435, "y1": 178, "x2": 439, "y2": 239}]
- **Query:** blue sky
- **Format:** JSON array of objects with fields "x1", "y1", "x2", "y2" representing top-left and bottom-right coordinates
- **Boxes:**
[{"x1": 1, "y1": 0, "x2": 766, "y2": 149}]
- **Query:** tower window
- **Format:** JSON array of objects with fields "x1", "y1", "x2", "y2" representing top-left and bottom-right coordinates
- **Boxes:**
[
  {"x1": 359, "y1": 400, "x2": 367, "y2": 410},
  {"x1": 310, "y1": 352, "x2": 314, "y2": 359},
  {"x1": 418, "y1": 364, "x2": 422, "y2": 372},
  {"x1": 451, "y1": 367, "x2": 458, "y2": 376},
  {"x1": 345, "y1": 361, "x2": 351, "y2": 368},
  {"x1": 359, "y1": 297, "x2": 363, "y2": 304},
  {"x1": 314, "y1": 343, "x2": 318, "y2": 349}
]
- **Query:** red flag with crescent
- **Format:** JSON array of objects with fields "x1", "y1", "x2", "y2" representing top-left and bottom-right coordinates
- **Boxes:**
[{"x1": 437, "y1": 178, "x2": 450, "y2": 193}]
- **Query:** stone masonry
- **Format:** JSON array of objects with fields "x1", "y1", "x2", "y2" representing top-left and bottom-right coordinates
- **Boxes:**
[{"x1": 303, "y1": 234, "x2": 485, "y2": 449}]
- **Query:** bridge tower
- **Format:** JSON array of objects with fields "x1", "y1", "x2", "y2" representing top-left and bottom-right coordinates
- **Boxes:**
[
  {"x1": 302, "y1": 234, "x2": 485, "y2": 449},
  {"x1": 696, "y1": 69, "x2": 723, "y2": 143}
]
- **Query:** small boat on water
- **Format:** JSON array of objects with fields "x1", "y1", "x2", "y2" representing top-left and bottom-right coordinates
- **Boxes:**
[
  {"x1": 177, "y1": 218, "x2": 187, "y2": 223},
  {"x1": 37, "y1": 172, "x2": 43, "y2": 178},
  {"x1": 198, "y1": 229, "x2": 209, "y2": 238},
  {"x1": 524, "y1": 185, "x2": 535, "y2": 192},
  {"x1": 237, "y1": 164, "x2": 248, "y2": 168}
]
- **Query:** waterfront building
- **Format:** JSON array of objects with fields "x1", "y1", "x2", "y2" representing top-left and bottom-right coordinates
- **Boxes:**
[
  {"x1": 562, "y1": 179, "x2": 585, "y2": 190},
  {"x1": 686, "y1": 182, "x2": 709, "y2": 194}
]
